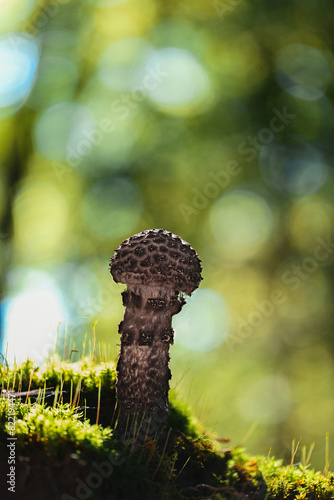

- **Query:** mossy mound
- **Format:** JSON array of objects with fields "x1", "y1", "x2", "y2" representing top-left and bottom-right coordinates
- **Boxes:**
[{"x1": 0, "y1": 358, "x2": 333, "y2": 500}]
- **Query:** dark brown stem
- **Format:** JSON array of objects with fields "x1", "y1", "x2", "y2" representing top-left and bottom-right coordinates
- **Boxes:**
[{"x1": 115, "y1": 284, "x2": 184, "y2": 442}]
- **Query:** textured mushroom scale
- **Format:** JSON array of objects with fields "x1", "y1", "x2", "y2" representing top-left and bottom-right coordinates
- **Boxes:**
[{"x1": 110, "y1": 229, "x2": 202, "y2": 295}]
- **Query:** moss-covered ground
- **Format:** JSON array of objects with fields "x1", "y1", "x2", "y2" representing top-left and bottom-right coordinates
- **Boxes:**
[{"x1": 0, "y1": 357, "x2": 333, "y2": 500}]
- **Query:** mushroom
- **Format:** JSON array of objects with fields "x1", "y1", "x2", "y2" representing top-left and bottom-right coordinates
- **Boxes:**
[{"x1": 109, "y1": 229, "x2": 202, "y2": 440}]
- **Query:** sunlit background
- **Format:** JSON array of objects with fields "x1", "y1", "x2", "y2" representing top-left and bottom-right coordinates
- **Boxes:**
[{"x1": 0, "y1": 0, "x2": 334, "y2": 470}]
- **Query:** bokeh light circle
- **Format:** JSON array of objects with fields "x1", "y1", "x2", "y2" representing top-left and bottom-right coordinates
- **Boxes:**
[
  {"x1": 0, "y1": 32, "x2": 39, "y2": 114},
  {"x1": 63, "y1": 263, "x2": 103, "y2": 317},
  {"x1": 174, "y1": 288, "x2": 230, "y2": 352},
  {"x1": 98, "y1": 37, "x2": 154, "y2": 92},
  {"x1": 214, "y1": 33, "x2": 268, "y2": 97},
  {"x1": 210, "y1": 191, "x2": 273, "y2": 261},
  {"x1": 82, "y1": 177, "x2": 143, "y2": 239},
  {"x1": 34, "y1": 102, "x2": 96, "y2": 162},
  {"x1": 3, "y1": 268, "x2": 66, "y2": 364},
  {"x1": 143, "y1": 47, "x2": 212, "y2": 115},
  {"x1": 0, "y1": 0, "x2": 35, "y2": 29},
  {"x1": 259, "y1": 141, "x2": 328, "y2": 196},
  {"x1": 276, "y1": 44, "x2": 331, "y2": 101}
]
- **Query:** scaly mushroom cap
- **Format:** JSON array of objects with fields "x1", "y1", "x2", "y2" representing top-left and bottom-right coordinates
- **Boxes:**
[{"x1": 109, "y1": 229, "x2": 202, "y2": 295}]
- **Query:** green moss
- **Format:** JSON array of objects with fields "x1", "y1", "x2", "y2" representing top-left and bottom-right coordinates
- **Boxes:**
[{"x1": 0, "y1": 359, "x2": 333, "y2": 500}]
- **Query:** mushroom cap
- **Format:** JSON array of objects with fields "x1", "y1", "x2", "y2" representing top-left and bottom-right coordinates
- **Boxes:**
[{"x1": 109, "y1": 229, "x2": 202, "y2": 295}]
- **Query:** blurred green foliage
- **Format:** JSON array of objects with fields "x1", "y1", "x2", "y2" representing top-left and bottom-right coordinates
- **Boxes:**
[{"x1": 0, "y1": 0, "x2": 334, "y2": 470}]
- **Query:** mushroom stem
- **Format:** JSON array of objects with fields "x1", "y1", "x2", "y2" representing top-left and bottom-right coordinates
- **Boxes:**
[
  {"x1": 109, "y1": 229, "x2": 202, "y2": 443},
  {"x1": 116, "y1": 284, "x2": 184, "y2": 440}
]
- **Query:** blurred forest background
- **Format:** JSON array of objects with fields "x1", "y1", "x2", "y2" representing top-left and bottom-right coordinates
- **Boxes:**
[{"x1": 0, "y1": 0, "x2": 334, "y2": 470}]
